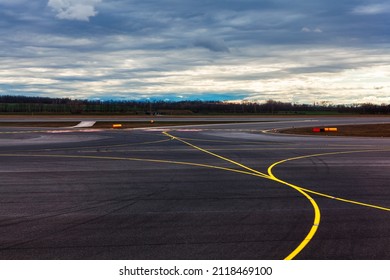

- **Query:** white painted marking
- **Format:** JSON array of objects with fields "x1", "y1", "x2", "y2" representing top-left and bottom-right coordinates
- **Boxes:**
[{"x1": 73, "y1": 121, "x2": 96, "y2": 128}]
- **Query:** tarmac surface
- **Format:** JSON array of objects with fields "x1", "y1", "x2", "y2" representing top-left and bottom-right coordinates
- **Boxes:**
[{"x1": 0, "y1": 116, "x2": 389, "y2": 260}]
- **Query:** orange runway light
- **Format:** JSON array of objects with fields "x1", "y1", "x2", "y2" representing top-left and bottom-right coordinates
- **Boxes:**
[{"x1": 112, "y1": 124, "x2": 122, "y2": 129}]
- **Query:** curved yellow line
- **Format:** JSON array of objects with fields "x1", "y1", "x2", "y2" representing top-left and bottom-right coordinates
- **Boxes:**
[
  {"x1": 164, "y1": 131, "x2": 321, "y2": 260},
  {"x1": 166, "y1": 134, "x2": 390, "y2": 259},
  {"x1": 267, "y1": 148, "x2": 390, "y2": 258},
  {"x1": 5, "y1": 137, "x2": 387, "y2": 260},
  {"x1": 267, "y1": 171, "x2": 321, "y2": 260},
  {"x1": 267, "y1": 149, "x2": 390, "y2": 212}
]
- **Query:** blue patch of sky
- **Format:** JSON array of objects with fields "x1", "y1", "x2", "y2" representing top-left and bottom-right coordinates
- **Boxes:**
[{"x1": 92, "y1": 92, "x2": 248, "y2": 102}]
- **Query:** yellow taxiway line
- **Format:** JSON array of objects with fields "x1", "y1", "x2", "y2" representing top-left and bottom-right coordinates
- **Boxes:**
[
  {"x1": 268, "y1": 149, "x2": 390, "y2": 212},
  {"x1": 163, "y1": 131, "x2": 269, "y2": 178},
  {"x1": 163, "y1": 131, "x2": 390, "y2": 260},
  {"x1": 1, "y1": 132, "x2": 389, "y2": 260},
  {"x1": 164, "y1": 131, "x2": 320, "y2": 260}
]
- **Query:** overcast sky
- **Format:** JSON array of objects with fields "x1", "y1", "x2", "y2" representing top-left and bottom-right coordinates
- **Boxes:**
[{"x1": 1, "y1": 0, "x2": 389, "y2": 103}]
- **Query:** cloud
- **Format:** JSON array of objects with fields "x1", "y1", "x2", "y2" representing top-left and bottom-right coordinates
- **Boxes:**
[
  {"x1": 193, "y1": 37, "x2": 230, "y2": 52},
  {"x1": 301, "y1": 27, "x2": 322, "y2": 33},
  {"x1": 1, "y1": 0, "x2": 390, "y2": 104},
  {"x1": 47, "y1": 0, "x2": 101, "y2": 21},
  {"x1": 352, "y1": 3, "x2": 390, "y2": 15}
]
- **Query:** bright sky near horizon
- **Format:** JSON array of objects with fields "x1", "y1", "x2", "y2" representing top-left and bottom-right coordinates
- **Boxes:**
[{"x1": 1, "y1": 0, "x2": 390, "y2": 104}]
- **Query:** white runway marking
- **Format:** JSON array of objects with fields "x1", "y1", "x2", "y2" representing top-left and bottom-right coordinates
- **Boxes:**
[{"x1": 73, "y1": 121, "x2": 96, "y2": 128}]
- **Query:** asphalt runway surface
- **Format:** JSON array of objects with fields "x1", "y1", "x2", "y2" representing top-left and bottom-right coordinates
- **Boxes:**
[{"x1": 0, "y1": 117, "x2": 389, "y2": 260}]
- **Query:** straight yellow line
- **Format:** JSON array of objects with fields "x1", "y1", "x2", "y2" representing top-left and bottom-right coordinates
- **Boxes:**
[
  {"x1": 179, "y1": 137, "x2": 288, "y2": 145},
  {"x1": 0, "y1": 153, "x2": 259, "y2": 178},
  {"x1": 80, "y1": 147, "x2": 366, "y2": 154},
  {"x1": 19, "y1": 138, "x2": 172, "y2": 153},
  {"x1": 268, "y1": 148, "x2": 390, "y2": 169},
  {"x1": 163, "y1": 131, "x2": 269, "y2": 178},
  {"x1": 60, "y1": 138, "x2": 171, "y2": 150},
  {"x1": 301, "y1": 188, "x2": 390, "y2": 212}
]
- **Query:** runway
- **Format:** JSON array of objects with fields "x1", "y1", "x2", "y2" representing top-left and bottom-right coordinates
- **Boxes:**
[{"x1": 0, "y1": 116, "x2": 389, "y2": 259}]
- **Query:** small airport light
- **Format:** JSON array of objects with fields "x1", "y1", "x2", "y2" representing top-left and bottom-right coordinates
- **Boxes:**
[
  {"x1": 313, "y1": 127, "x2": 338, "y2": 132},
  {"x1": 150, "y1": 120, "x2": 155, "y2": 124},
  {"x1": 324, "y1": 127, "x2": 338, "y2": 132},
  {"x1": 112, "y1": 124, "x2": 122, "y2": 129}
]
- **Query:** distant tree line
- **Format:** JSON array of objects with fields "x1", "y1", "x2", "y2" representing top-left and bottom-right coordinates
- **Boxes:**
[{"x1": 0, "y1": 95, "x2": 390, "y2": 115}]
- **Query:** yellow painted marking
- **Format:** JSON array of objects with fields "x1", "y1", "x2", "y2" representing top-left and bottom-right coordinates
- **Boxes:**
[
  {"x1": 267, "y1": 174, "x2": 321, "y2": 260},
  {"x1": 2, "y1": 132, "x2": 389, "y2": 260},
  {"x1": 0, "y1": 148, "x2": 318, "y2": 261},
  {"x1": 164, "y1": 131, "x2": 321, "y2": 260},
  {"x1": 299, "y1": 188, "x2": 390, "y2": 212},
  {"x1": 79, "y1": 146, "x2": 365, "y2": 154},
  {"x1": 328, "y1": 144, "x2": 380, "y2": 147},
  {"x1": 164, "y1": 132, "x2": 269, "y2": 178},
  {"x1": 179, "y1": 137, "x2": 288, "y2": 145},
  {"x1": 75, "y1": 138, "x2": 172, "y2": 150},
  {"x1": 268, "y1": 149, "x2": 390, "y2": 212},
  {"x1": 21, "y1": 139, "x2": 172, "y2": 153},
  {"x1": 163, "y1": 132, "x2": 390, "y2": 259},
  {"x1": 0, "y1": 153, "x2": 259, "y2": 178}
]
